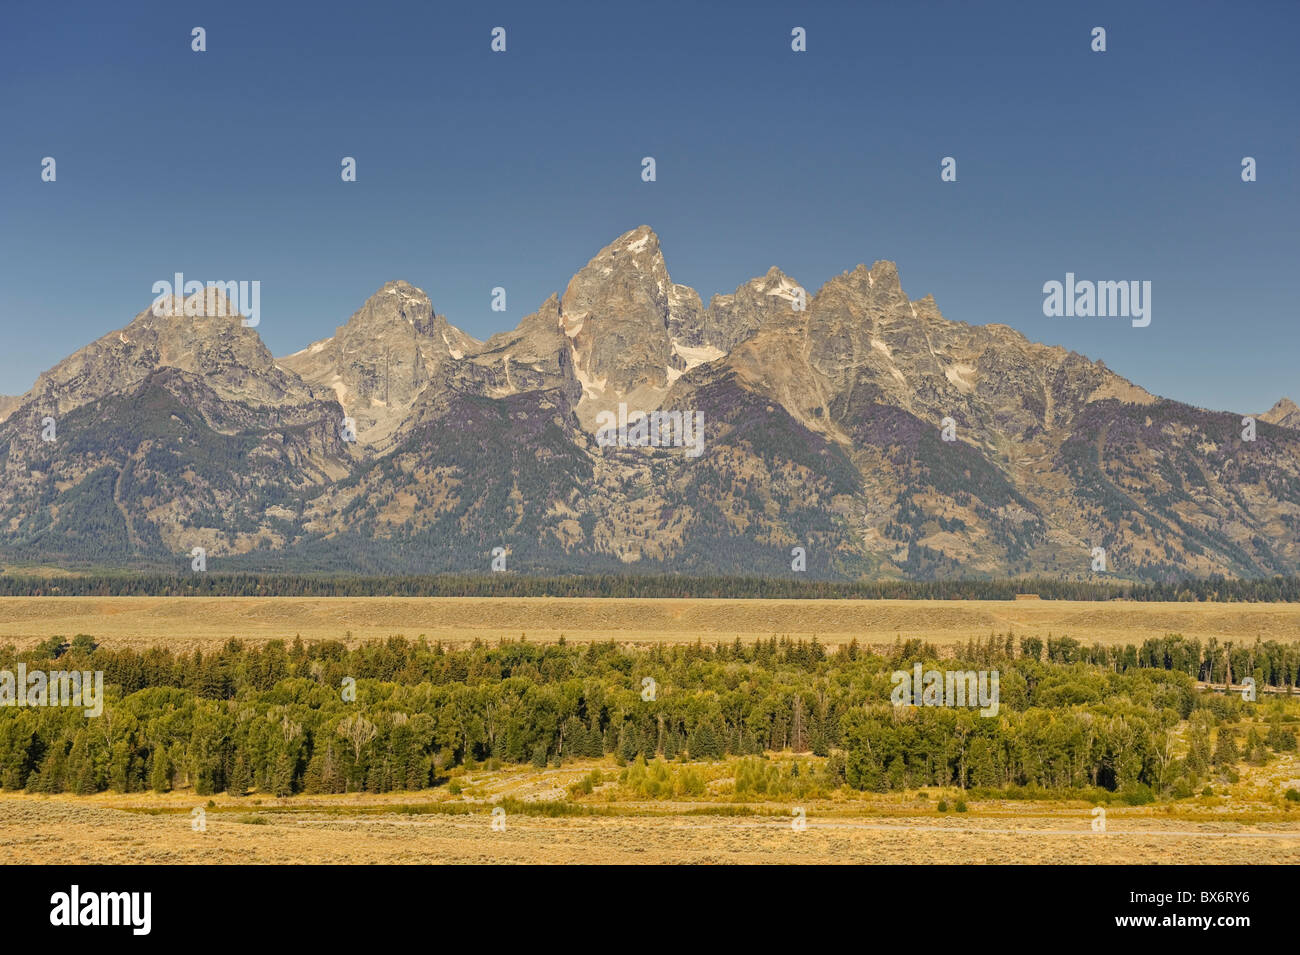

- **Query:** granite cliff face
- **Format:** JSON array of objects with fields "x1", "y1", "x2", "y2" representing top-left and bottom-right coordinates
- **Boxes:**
[
  {"x1": 559, "y1": 226, "x2": 700, "y2": 426},
  {"x1": 278, "y1": 280, "x2": 480, "y2": 452},
  {"x1": 1, "y1": 227, "x2": 1297, "y2": 580}
]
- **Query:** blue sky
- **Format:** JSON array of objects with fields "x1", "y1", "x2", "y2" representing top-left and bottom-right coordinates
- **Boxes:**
[{"x1": 1, "y1": 0, "x2": 1296, "y2": 412}]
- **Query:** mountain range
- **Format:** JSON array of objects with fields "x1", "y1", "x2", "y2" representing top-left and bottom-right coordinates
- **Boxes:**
[{"x1": 1, "y1": 225, "x2": 1297, "y2": 581}]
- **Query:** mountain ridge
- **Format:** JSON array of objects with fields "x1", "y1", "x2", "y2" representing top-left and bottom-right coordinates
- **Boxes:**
[{"x1": 1, "y1": 226, "x2": 1296, "y2": 581}]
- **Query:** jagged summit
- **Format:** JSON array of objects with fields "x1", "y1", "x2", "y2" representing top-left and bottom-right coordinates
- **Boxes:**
[
  {"x1": 1262, "y1": 397, "x2": 1300, "y2": 430},
  {"x1": 558, "y1": 226, "x2": 698, "y2": 423},
  {"x1": 20, "y1": 286, "x2": 314, "y2": 421},
  {"x1": 0, "y1": 226, "x2": 1295, "y2": 581},
  {"x1": 278, "y1": 280, "x2": 480, "y2": 450}
]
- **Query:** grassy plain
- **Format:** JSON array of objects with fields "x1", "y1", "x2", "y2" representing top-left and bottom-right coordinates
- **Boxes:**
[
  {"x1": 3, "y1": 596, "x2": 1300, "y2": 651},
  {"x1": 3, "y1": 752, "x2": 1298, "y2": 864}
]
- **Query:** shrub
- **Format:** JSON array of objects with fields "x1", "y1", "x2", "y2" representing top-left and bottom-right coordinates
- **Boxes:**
[
  {"x1": 70, "y1": 634, "x2": 98, "y2": 655},
  {"x1": 37, "y1": 636, "x2": 69, "y2": 659},
  {"x1": 1120, "y1": 783, "x2": 1155, "y2": 806}
]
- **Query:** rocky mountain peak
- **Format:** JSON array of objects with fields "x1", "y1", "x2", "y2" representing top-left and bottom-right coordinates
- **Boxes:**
[
  {"x1": 559, "y1": 227, "x2": 687, "y2": 421},
  {"x1": 348, "y1": 280, "x2": 436, "y2": 334},
  {"x1": 0, "y1": 394, "x2": 20, "y2": 424},
  {"x1": 143, "y1": 285, "x2": 241, "y2": 324},
  {"x1": 868, "y1": 259, "x2": 902, "y2": 288},
  {"x1": 603, "y1": 224, "x2": 663, "y2": 264},
  {"x1": 697, "y1": 266, "x2": 806, "y2": 354},
  {"x1": 2, "y1": 229, "x2": 1298, "y2": 583},
  {"x1": 562, "y1": 226, "x2": 671, "y2": 321},
  {"x1": 1262, "y1": 397, "x2": 1300, "y2": 430},
  {"x1": 456, "y1": 293, "x2": 581, "y2": 409},
  {"x1": 754, "y1": 265, "x2": 797, "y2": 293},
  {"x1": 20, "y1": 287, "x2": 313, "y2": 420},
  {"x1": 277, "y1": 281, "x2": 478, "y2": 450}
]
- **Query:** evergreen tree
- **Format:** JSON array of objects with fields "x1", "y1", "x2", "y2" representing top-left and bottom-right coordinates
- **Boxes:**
[
  {"x1": 228, "y1": 754, "x2": 252, "y2": 796},
  {"x1": 585, "y1": 722, "x2": 605, "y2": 758},
  {"x1": 688, "y1": 721, "x2": 723, "y2": 760},
  {"x1": 150, "y1": 748, "x2": 171, "y2": 793},
  {"x1": 1212, "y1": 730, "x2": 1239, "y2": 769},
  {"x1": 662, "y1": 731, "x2": 679, "y2": 761},
  {"x1": 562, "y1": 718, "x2": 587, "y2": 762},
  {"x1": 1266, "y1": 716, "x2": 1298, "y2": 752},
  {"x1": 617, "y1": 727, "x2": 638, "y2": 763},
  {"x1": 1245, "y1": 727, "x2": 1269, "y2": 765}
]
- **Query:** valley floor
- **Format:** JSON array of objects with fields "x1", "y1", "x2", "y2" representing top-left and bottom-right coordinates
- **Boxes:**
[
  {"x1": 4, "y1": 756, "x2": 1299, "y2": 865},
  {"x1": 3, "y1": 796, "x2": 1297, "y2": 865},
  {"x1": 3, "y1": 596, "x2": 1300, "y2": 651},
  {"x1": 3, "y1": 596, "x2": 1299, "y2": 864}
]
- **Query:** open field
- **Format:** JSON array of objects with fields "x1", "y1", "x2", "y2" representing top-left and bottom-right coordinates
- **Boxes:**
[
  {"x1": 4, "y1": 754, "x2": 1299, "y2": 864},
  {"x1": 4, "y1": 801, "x2": 1297, "y2": 864},
  {"x1": 3, "y1": 596, "x2": 1300, "y2": 652}
]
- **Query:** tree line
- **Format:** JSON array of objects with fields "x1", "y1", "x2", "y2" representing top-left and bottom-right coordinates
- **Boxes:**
[
  {"x1": 2, "y1": 571, "x2": 1300, "y2": 601},
  {"x1": 1, "y1": 632, "x2": 1296, "y2": 800}
]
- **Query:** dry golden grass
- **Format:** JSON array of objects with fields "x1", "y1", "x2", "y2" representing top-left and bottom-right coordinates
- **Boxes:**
[
  {"x1": 2, "y1": 596, "x2": 1299, "y2": 651},
  {"x1": 5, "y1": 755, "x2": 1298, "y2": 865},
  {"x1": 3, "y1": 774, "x2": 1298, "y2": 864}
]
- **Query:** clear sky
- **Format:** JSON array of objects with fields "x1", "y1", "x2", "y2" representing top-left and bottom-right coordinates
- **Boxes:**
[{"x1": 1, "y1": 0, "x2": 1296, "y2": 412}]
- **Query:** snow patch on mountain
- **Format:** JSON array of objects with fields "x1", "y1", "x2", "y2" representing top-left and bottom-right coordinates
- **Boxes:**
[{"x1": 672, "y1": 340, "x2": 724, "y2": 369}]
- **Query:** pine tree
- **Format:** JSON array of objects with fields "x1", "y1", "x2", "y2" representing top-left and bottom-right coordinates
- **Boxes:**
[
  {"x1": 585, "y1": 722, "x2": 605, "y2": 758},
  {"x1": 562, "y1": 718, "x2": 587, "y2": 762},
  {"x1": 149, "y1": 748, "x2": 172, "y2": 793},
  {"x1": 1245, "y1": 727, "x2": 1269, "y2": 765},
  {"x1": 617, "y1": 727, "x2": 638, "y2": 762},
  {"x1": 662, "y1": 731, "x2": 679, "y2": 761},
  {"x1": 271, "y1": 750, "x2": 295, "y2": 796},
  {"x1": 1212, "y1": 730, "x2": 1239, "y2": 769},
  {"x1": 689, "y1": 721, "x2": 722, "y2": 760},
  {"x1": 228, "y1": 753, "x2": 252, "y2": 796},
  {"x1": 1266, "y1": 716, "x2": 1298, "y2": 752},
  {"x1": 69, "y1": 740, "x2": 98, "y2": 795}
]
